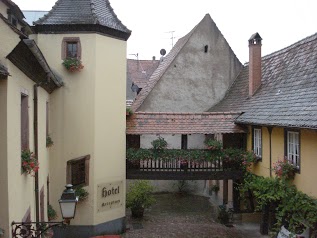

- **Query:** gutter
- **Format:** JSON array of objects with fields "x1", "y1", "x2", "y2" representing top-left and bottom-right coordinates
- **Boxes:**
[{"x1": 33, "y1": 84, "x2": 39, "y2": 223}]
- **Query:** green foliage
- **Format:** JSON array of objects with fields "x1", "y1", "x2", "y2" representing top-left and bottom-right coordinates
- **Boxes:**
[
  {"x1": 126, "y1": 107, "x2": 133, "y2": 115},
  {"x1": 47, "y1": 204, "x2": 57, "y2": 221},
  {"x1": 75, "y1": 185, "x2": 89, "y2": 202},
  {"x1": 211, "y1": 184, "x2": 220, "y2": 193},
  {"x1": 62, "y1": 58, "x2": 84, "y2": 72},
  {"x1": 46, "y1": 135, "x2": 54, "y2": 148},
  {"x1": 126, "y1": 180, "x2": 155, "y2": 210},
  {"x1": 21, "y1": 149, "x2": 39, "y2": 176},
  {"x1": 126, "y1": 147, "x2": 256, "y2": 173},
  {"x1": 204, "y1": 138, "x2": 222, "y2": 150},
  {"x1": 240, "y1": 173, "x2": 317, "y2": 234},
  {"x1": 273, "y1": 159, "x2": 297, "y2": 180},
  {"x1": 151, "y1": 136, "x2": 168, "y2": 151}
]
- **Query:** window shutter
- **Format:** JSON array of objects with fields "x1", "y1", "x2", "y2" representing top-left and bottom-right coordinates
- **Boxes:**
[{"x1": 21, "y1": 94, "x2": 29, "y2": 150}]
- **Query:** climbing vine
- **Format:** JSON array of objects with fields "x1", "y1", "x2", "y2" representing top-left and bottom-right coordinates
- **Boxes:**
[{"x1": 240, "y1": 173, "x2": 317, "y2": 234}]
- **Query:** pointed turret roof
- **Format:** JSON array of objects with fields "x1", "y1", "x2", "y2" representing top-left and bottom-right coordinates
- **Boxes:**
[{"x1": 33, "y1": 0, "x2": 131, "y2": 40}]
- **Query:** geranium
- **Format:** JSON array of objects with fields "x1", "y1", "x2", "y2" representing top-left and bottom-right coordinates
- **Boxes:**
[
  {"x1": 62, "y1": 58, "x2": 84, "y2": 72},
  {"x1": 273, "y1": 157, "x2": 296, "y2": 180},
  {"x1": 21, "y1": 150, "x2": 39, "y2": 176}
]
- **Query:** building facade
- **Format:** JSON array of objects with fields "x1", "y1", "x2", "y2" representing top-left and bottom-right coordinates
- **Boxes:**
[{"x1": 0, "y1": 0, "x2": 130, "y2": 237}]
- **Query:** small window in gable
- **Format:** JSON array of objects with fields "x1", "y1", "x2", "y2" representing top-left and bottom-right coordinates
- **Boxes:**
[
  {"x1": 67, "y1": 155, "x2": 90, "y2": 187},
  {"x1": 62, "y1": 37, "x2": 81, "y2": 60}
]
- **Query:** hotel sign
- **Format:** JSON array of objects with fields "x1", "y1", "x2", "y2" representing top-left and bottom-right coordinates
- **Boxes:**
[{"x1": 97, "y1": 181, "x2": 123, "y2": 212}]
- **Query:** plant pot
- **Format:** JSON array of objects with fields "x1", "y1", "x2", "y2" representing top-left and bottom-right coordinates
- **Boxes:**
[{"x1": 131, "y1": 207, "x2": 144, "y2": 218}]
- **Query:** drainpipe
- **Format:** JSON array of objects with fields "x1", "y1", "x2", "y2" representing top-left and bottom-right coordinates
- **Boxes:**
[
  {"x1": 33, "y1": 84, "x2": 39, "y2": 223},
  {"x1": 267, "y1": 127, "x2": 273, "y2": 177}
]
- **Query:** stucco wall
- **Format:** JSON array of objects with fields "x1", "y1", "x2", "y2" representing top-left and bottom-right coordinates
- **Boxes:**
[
  {"x1": 138, "y1": 15, "x2": 242, "y2": 112},
  {"x1": 141, "y1": 134, "x2": 207, "y2": 149},
  {"x1": 93, "y1": 34, "x2": 127, "y2": 225},
  {"x1": 0, "y1": 79, "x2": 9, "y2": 236},
  {"x1": 250, "y1": 126, "x2": 317, "y2": 198},
  {"x1": 2, "y1": 62, "x2": 50, "y2": 238},
  {"x1": 34, "y1": 32, "x2": 127, "y2": 227}
]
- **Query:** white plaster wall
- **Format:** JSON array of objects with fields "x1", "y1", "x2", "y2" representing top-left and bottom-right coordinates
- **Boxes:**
[
  {"x1": 141, "y1": 134, "x2": 181, "y2": 149},
  {"x1": 188, "y1": 134, "x2": 206, "y2": 149}
]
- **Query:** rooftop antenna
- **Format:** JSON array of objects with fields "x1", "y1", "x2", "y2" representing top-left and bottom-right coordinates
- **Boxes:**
[
  {"x1": 129, "y1": 53, "x2": 139, "y2": 61},
  {"x1": 165, "y1": 31, "x2": 175, "y2": 47}
]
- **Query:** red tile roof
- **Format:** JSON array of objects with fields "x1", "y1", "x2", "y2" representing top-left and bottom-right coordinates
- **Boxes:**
[
  {"x1": 126, "y1": 112, "x2": 245, "y2": 134},
  {"x1": 127, "y1": 59, "x2": 160, "y2": 88}
]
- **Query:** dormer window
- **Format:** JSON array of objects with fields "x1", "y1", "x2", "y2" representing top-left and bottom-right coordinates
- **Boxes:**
[{"x1": 62, "y1": 37, "x2": 81, "y2": 59}]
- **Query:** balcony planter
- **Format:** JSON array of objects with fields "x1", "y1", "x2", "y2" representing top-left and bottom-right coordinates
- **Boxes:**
[{"x1": 62, "y1": 58, "x2": 84, "y2": 72}]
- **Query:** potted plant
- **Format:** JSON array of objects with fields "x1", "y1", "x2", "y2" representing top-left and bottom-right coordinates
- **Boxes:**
[
  {"x1": 46, "y1": 135, "x2": 54, "y2": 148},
  {"x1": 21, "y1": 149, "x2": 39, "y2": 176},
  {"x1": 75, "y1": 185, "x2": 89, "y2": 202},
  {"x1": 47, "y1": 204, "x2": 57, "y2": 221},
  {"x1": 126, "y1": 180, "x2": 155, "y2": 218},
  {"x1": 204, "y1": 138, "x2": 222, "y2": 151},
  {"x1": 62, "y1": 58, "x2": 84, "y2": 72}
]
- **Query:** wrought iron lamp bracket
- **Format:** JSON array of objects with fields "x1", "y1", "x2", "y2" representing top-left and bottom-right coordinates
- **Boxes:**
[{"x1": 11, "y1": 221, "x2": 65, "y2": 238}]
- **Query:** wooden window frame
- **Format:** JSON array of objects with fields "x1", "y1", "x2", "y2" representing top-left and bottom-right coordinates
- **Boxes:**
[
  {"x1": 66, "y1": 155, "x2": 90, "y2": 187},
  {"x1": 62, "y1": 37, "x2": 81, "y2": 60},
  {"x1": 284, "y1": 129, "x2": 300, "y2": 172},
  {"x1": 21, "y1": 93, "x2": 29, "y2": 150},
  {"x1": 252, "y1": 127, "x2": 262, "y2": 161}
]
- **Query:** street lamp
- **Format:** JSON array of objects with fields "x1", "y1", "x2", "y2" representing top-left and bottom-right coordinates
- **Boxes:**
[
  {"x1": 59, "y1": 184, "x2": 79, "y2": 224},
  {"x1": 12, "y1": 184, "x2": 79, "y2": 238}
]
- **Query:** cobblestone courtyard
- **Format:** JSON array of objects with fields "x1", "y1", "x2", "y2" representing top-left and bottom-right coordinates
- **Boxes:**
[{"x1": 123, "y1": 193, "x2": 266, "y2": 238}]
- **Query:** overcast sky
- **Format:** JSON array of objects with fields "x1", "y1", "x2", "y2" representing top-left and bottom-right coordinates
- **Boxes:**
[{"x1": 14, "y1": 0, "x2": 317, "y2": 63}]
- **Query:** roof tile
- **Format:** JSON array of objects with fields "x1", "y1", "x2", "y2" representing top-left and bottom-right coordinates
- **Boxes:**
[
  {"x1": 209, "y1": 33, "x2": 317, "y2": 129},
  {"x1": 126, "y1": 112, "x2": 245, "y2": 134}
]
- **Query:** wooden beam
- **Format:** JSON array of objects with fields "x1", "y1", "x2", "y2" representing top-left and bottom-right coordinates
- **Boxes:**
[{"x1": 126, "y1": 170, "x2": 243, "y2": 180}]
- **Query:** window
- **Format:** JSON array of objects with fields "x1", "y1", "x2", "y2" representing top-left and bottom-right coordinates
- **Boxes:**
[
  {"x1": 286, "y1": 130, "x2": 300, "y2": 169},
  {"x1": 67, "y1": 155, "x2": 90, "y2": 187},
  {"x1": 7, "y1": 9, "x2": 17, "y2": 27},
  {"x1": 253, "y1": 128, "x2": 262, "y2": 159},
  {"x1": 62, "y1": 37, "x2": 81, "y2": 59},
  {"x1": 21, "y1": 94, "x2": 29, "y2": 150}
]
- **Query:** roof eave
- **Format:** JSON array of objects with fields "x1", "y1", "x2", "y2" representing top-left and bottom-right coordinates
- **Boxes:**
[
  {"x1": 235, "y1": 120, "x2": 317, "y2": 130},
  {"x1": 32, "y1": 24, "x2": 131, "y2": 41},
  {"x1": 7, "y1": 39, "x2": 63, "y2": 93}
]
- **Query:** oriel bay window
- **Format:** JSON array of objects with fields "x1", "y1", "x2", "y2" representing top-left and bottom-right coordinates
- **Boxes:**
[{"x1": 285, "y1": 130, "x2": 300, "y2": 170}]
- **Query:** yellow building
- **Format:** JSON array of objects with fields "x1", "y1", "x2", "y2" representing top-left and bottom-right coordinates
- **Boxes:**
[
  {"x1": 0, "y1": 0, "x2": 130, "y2": 237},
  {"x1": 210, "y1": 32, "x2": 317, "y2": 198}
]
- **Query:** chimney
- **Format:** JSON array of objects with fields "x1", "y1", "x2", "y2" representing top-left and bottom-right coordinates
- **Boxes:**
[{"x1": 248, "y1": 33, "x2": 262, "y2": 96}]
